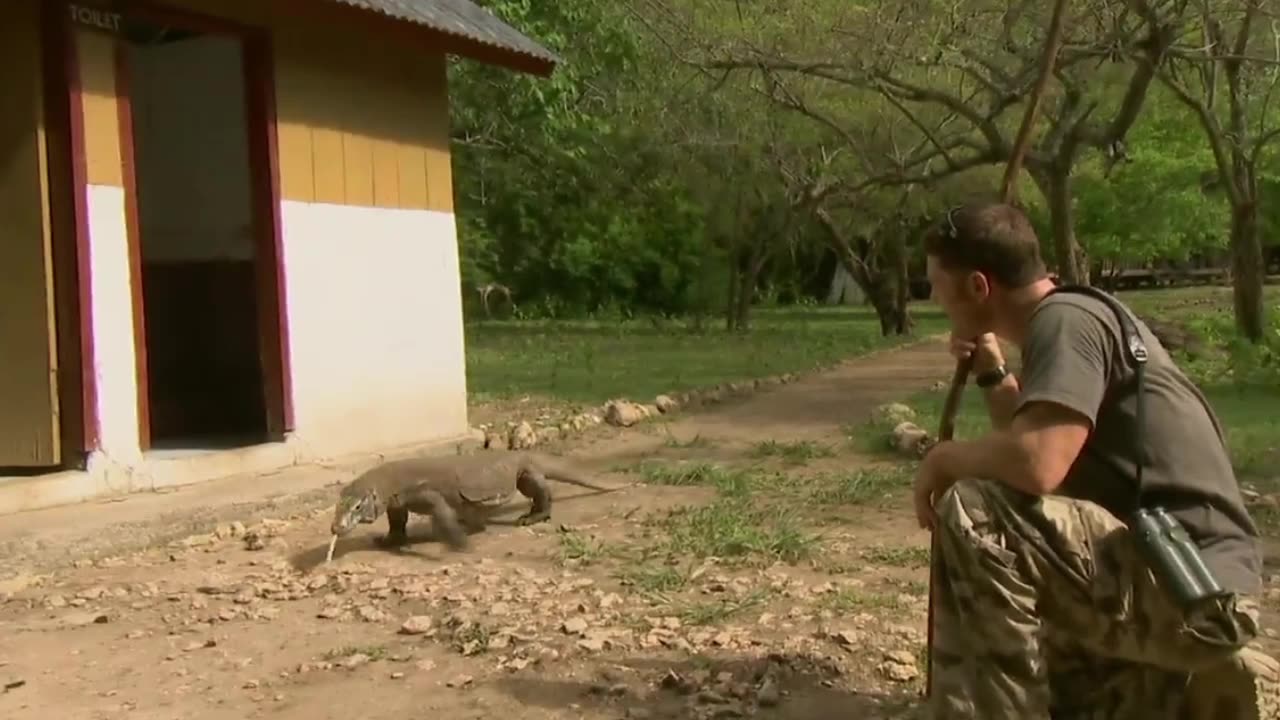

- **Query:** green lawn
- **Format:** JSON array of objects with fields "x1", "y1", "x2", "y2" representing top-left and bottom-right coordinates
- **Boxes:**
[{"x1": 464, "y1": 305, "x2": 950, "y2": 404}]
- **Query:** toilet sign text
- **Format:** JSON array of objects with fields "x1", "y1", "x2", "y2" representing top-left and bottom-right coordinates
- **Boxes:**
[{"x1": 68, "y1": 4, "x2": 123, "y2": 33}]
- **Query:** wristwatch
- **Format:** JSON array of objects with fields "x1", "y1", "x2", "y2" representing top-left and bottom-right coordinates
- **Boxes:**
[{"x1": 975, "y1": 364, "x2": 1009, "y2": 389}]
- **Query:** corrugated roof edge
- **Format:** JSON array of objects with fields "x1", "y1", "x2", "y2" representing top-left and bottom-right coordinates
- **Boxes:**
[{"x1": 330, "y1": 0, "x2": 563, "y2": 76}]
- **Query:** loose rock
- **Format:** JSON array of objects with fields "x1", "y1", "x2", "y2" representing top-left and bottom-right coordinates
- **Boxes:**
[
  {"x1": 604, "y1": 400, "x2": 645, "y2": 428},
  {"x1": 874, "y1": 402, "x2": 916, "y2": 426},
  {"x1": 400, "y1": 616, "x2": 435, "y2": 635},
  {"x1": 890, "y1": 421, "x2": 932, "y2": 457},
  {"x1": 879, "y1": 649, "x2": 920, "y2": 682},
  {"x1": 446, "y1": 674, "x2": 474, "y2": 688},
  {"x1": 508, "y1": 421, "x2": 537, "y2": 450}
]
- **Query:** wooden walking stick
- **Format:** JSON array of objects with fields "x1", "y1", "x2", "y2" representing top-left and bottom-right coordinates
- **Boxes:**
[{"x1": 923, "y1": 0, "x2": 1071, "y2": 699}]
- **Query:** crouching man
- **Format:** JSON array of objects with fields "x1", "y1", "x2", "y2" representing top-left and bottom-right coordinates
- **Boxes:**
[{"x1": 914, "y1": 202, "x2": 1279, "y2": 719}]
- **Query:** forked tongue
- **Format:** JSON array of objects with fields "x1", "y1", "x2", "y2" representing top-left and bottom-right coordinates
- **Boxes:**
[{"x1": 325, "y1": 534, "x2": 338, "y2": 564}]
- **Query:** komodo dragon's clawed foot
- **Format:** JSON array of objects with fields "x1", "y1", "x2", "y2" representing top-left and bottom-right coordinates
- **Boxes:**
[
  {"x1": 375, "y1": 533, "x2": 410, "y2": 549},
  {"x1": 515, "y1": 510, "x2": 551, "y2": 526},
  {"x1": 438, "y1": 524, "x2": 469, "y2": 551}
]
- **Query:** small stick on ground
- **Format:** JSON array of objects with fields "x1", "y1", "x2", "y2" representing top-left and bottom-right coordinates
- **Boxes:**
[{"x1": 325, "y1": 534, "x2": 338, "y2": 564}]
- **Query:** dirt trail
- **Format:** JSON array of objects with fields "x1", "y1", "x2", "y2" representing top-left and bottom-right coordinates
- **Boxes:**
[
  {"x1": 653, "y1": 340, "x2": 951, "y2": 440},
  {"x1": 563, "y1": 337, "x2": 953, "y2": 465},
  {"x1": 0, "y1": 338, "x2": 961, "y2": 720}
]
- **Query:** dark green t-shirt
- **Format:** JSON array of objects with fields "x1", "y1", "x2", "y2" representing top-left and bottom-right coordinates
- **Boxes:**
[{"x1": 1016, "y1": 291, "x2": 1262, "y2": 596}]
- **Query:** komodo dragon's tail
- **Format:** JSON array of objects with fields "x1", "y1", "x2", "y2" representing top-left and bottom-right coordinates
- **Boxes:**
[{"x1": 525, "y1": 455, "x2": 634, "y2": 492}]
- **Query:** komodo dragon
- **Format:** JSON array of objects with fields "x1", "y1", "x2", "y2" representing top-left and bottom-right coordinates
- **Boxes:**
[{"x1": 328, "y1": 451, "x2": 632, "y2": 554}]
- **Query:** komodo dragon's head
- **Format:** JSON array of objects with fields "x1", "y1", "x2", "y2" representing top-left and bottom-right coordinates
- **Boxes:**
[{"x1": 330, "y1": 487, "x2": 383, "y2": 536}]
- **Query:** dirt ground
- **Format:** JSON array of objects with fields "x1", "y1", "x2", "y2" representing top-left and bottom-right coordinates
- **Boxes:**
[{"x1": 0, "y1": 338, "x2": 1273, "y2": 720}]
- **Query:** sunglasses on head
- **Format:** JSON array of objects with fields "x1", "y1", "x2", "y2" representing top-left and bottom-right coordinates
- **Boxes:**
[{"x1": 940, "y1": 205, "x2": 962, "y2": 240}]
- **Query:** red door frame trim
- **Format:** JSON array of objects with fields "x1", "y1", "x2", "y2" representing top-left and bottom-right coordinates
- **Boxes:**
[
  {"x1": 243, "y1": 32, "x2": 295, "y2": 436},
  {"x1": 112, "y1": 43, "x2": 152, "y2": 451},
  {"x1": 81, "y1": 0, "x2": 296, "y2": 443},
  {"x1": 55, "y1": 3, "x2": 102, "y2": 453}
]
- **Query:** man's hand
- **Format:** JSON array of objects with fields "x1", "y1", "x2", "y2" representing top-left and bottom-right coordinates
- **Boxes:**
[
  {"x1": 914, "y1": 443, "x2": 958, "y2": 531},
  {"x1": 949, "y1": 332, "x2": 1005, "y2": 374}
]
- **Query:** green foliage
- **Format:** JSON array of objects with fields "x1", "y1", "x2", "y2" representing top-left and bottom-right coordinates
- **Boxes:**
[
  {"x1": 444, "y1": 0, "x2": 1277, "y2": 344},
  {"x1": 1072, "y1": 96, "x2": 1228, "y2": 268},
  {"x1": 449, "y1": 0, "x2": 717, "y2": 317}
]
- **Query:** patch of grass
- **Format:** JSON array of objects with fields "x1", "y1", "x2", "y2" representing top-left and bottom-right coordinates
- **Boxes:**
[
  {"x1": 863, "y1": 545, "x2": 931, "y2": 569},
  {"x1": 651, "y1": 497, "x2": 820, "y2": 563},
  {"x1": 884, "y1": 577, "x2": 931, "y2": 597},
  {"x1": 322, "y1": 644, "x2": 388, "y2": 661},
  {"x1": 673, "y1": 589, "x2": 773, "y2": 626},
  {"x1": 631, "y1": 460, "x2": 772, "y2": 499},
  {"x1": 465, "y1": 305, "x2": 948, "y2": 404},
  {"x1": 750, "y1": 439, "x2": 837, "y2": 465},
  {"x1": 805, "y1": 465, "x2": 915, "y2": 506},
  {"x1": 556, "y1": 530, "x2": 613, "y2": 566},
  {"x1": 817, "y1": 588, "x2": 907, "y2": 613},
  {"x1": 452, "y1": 622, "x2": 493, "y2": 654},
  {"x1": 618, "y1": 563, "x2": 690, "y2": 593}
]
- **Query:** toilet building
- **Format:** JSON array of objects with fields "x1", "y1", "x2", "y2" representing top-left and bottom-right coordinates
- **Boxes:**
[{"x1": 0, "y1": 0, "x2": 556, "y2": 512}]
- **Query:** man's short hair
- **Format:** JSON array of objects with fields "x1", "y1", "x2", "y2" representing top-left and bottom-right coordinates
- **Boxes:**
[{"x1": 922, "y1": 202, "x2": 1048, "y2": 288}]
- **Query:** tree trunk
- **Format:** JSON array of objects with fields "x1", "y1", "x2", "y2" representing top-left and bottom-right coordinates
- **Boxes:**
[
  {"x1": 814, "y1": 207, "x2": 912, "y2": 337},
  {"x1": 892, "y1": 235, "x2": 914, "y2": 335},
  {"x1": 733, "y1": 245, "x2": 771, "y2": 332},
  {"x1": 733, "y1": 266, "x2": 754, "y2": 332},
  {"x1": 725, "y1": 250, "x2": 741, "y2": 332},
  {"x1": 1033, "y1": 168, "x2": 1090, "y2": 285},
  {"x1": 867, "y1": 283, "x2": 909, "y2": 336},
  {"x1": 1230, "y1": 200, "x2": 1266, "y2": 342}
]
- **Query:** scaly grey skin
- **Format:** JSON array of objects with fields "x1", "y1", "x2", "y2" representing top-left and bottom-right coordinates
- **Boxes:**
[{"x1": 329, "y1": 451, "x2": 632, "y2": 550}]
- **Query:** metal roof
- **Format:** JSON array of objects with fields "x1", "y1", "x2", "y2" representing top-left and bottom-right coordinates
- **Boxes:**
[{"x1": 330, "y1": 0, "x2": 560, "y2": 73}]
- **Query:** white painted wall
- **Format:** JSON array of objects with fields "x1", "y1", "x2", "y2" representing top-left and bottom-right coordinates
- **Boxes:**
[
  {"x1": 84, "y1": 184, "x2": 143, "y2": 461},
  {"x1": 58, "y1": 189, "x2": 471, "y2": 509},
  {"x1": 127, "y1": 36, "x2": 254, "y2": 262},
  {"x1": 279, "y1": 201, "x2": 470, "y2": 455}
]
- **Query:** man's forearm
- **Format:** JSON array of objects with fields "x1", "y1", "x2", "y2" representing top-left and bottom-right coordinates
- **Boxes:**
[
  {"x1": 931, "y1": 432, "x2": 1046, "y2": 497},
  {"x1": 982, "y1": 374, "x2": 1021, "y2": 430}
]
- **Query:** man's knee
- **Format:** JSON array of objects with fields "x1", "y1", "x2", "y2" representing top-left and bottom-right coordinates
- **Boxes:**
[
  {"x1": 935, "y1": 477, "x2": 1007, "y2": 536},
  {"x1": 933, "y1": 478, "x2": 1027, "y2": 574}
]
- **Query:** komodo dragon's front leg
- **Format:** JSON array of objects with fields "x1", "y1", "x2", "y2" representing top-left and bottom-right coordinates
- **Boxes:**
[
  {"x1": 514, "y1": 469, "x2": 554, "y2": 526},
  {"x1": 379, "y1": 486, "x2": 469, "y2": 551}
]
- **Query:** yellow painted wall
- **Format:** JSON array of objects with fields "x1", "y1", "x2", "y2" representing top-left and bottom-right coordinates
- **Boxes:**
[
  {"x1": 271, "y1": 29, "x2": 454, "y2": 213},
  {"x1": 0, "y1": 0, "x2": 61, "y2": 465},
  {"x1": 74, "y1": 0, "x2": 456, "y2": 213},
  {"x1": 76, "y1": 27, "x2": 124, "y2": 188}
]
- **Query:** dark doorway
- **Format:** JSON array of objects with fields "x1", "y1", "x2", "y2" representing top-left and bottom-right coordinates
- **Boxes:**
[{"x1": 121, "y1": 18, "x2": 276, "y2": 450}]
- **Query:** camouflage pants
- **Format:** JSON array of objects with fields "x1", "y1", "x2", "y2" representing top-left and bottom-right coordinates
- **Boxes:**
[{"x1": 928, "y1": 478, "x2": 1279, "y2": 720}]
